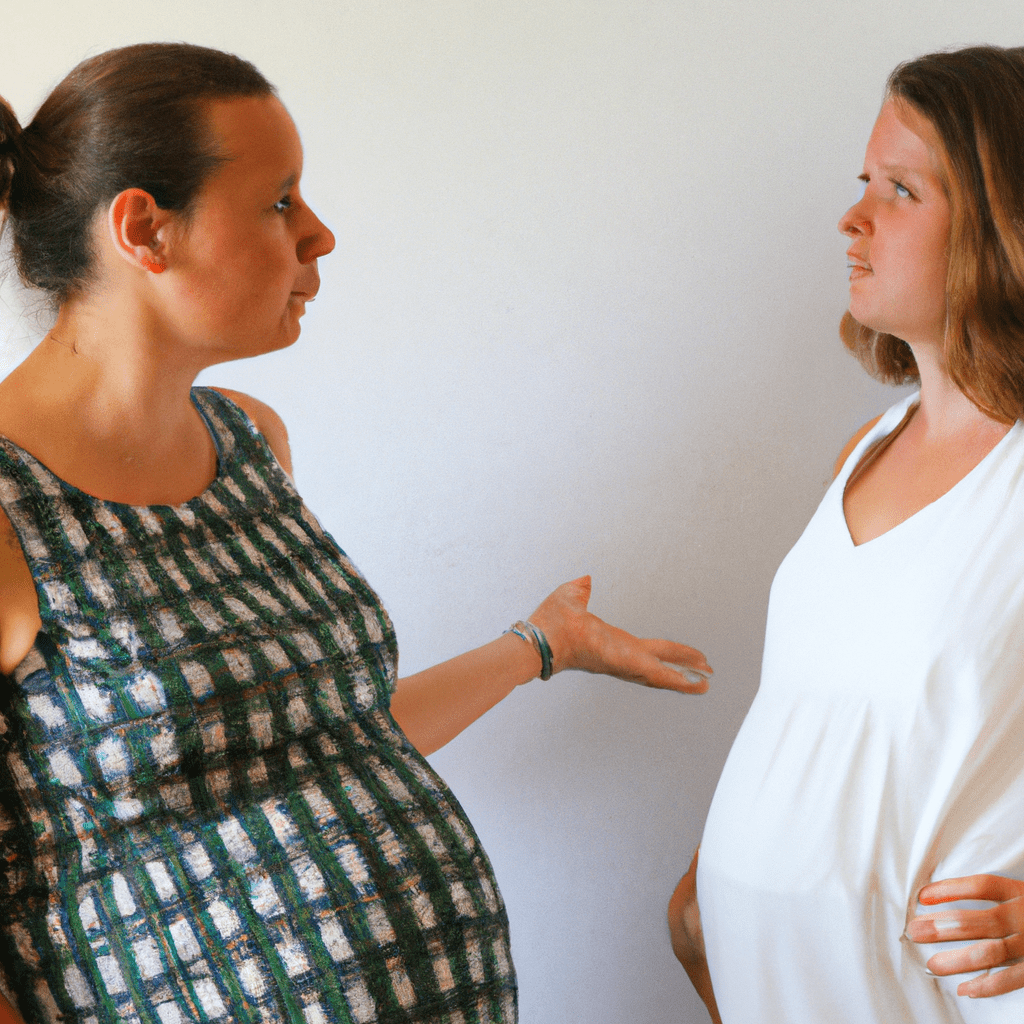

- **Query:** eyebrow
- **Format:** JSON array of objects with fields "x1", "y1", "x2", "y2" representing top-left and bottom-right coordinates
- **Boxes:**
[
  {"x1": 277, "y1": 172, "x2": 298, "y2": 193},
  {"x1": 862, "y1": 162, "x2": 928, "y2": 181}
]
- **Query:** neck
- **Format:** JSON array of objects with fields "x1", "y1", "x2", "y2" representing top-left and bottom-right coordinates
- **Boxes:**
[
  {"x1": 905, "y1": 337, "x2": 1003, "y2": 438},
  {"x1": 0, "y1": 293, "x2": 220, "y2": 504},
  {"x1": 52, "y1": 291, "x2": 203, "y2": 395},
  {"x1": 12, "y1": 289, "x2": 212, "y2": 441}
]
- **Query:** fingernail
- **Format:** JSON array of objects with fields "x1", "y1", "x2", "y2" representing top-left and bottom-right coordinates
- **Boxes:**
[{"x1": 661, "y1": 661, "x2": 710, "y2": 684}]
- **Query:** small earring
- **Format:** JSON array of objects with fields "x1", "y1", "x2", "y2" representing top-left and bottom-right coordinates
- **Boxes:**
[{"x1": 141, "y1": 255, "x2": 165, "y2": 274}]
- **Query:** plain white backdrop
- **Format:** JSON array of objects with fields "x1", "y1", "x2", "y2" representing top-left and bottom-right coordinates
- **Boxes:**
[{"x1": 2, "y1": 3, "x2": 1021, "y2": 1021}]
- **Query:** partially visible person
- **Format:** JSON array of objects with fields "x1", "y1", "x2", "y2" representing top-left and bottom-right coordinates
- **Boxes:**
[
  {"x1": 0, "y1": 43, "x2": 712, "y2": 1024},
  {"x1": 670, "y1": 44, "x2": 1024, "y2": 1023}
]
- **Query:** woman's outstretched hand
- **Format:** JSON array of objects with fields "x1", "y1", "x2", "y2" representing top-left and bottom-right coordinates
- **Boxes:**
[
  {"x1": 393, "y1": 574, "x2": 711, "y2": 754},
  {"x1": 528, "y1": 576, "x2": 712, "y2": 693},
  {"x1": 907, "y1": 874, "x2": 1024, "y2": 997}
]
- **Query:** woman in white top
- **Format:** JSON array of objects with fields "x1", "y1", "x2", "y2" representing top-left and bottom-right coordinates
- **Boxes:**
[{"x1": 669, "y1": 44, "x2": 1024, "y2": 1023}]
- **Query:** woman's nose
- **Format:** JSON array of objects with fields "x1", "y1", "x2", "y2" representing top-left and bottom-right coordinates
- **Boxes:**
[
  {"x1": 839, "y1": 200, "x2": 869, "y2": 237},
  {"x1": 299, "y1": 209, "x2": 336, "y2": 263}
]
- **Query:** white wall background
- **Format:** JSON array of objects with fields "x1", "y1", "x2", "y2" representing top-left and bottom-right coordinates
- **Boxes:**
[{"x1": 2, "y1": 3, "x2": 1021, "y2": 1021}]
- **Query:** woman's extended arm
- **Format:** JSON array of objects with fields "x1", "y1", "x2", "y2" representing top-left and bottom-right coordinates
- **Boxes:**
[
  {"x1": 668, "y1": 849, "x2": 722, "y2": 1023},
  {"x1": 391, "y1": 575, "x2": 712, "y2": 755},
  {"x1": 907, "y1": 875, "x2": 1024, "y2": 997}
]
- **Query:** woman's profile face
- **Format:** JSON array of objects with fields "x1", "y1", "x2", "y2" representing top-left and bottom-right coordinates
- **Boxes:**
[
  {"x1": 838, "y1": 99, "x2": 950, "y2": 349},
  {"x1": 161, "y1": 95, "x2": 336, "y2": 363}
]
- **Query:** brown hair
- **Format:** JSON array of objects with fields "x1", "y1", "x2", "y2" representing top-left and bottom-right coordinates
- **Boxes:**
[
  {"x1": 0, "y1": 42, "x2": 274, "y2": 303},
  {"x1": 841, "y1": 44, "x2": 1024, "y2": 422}
]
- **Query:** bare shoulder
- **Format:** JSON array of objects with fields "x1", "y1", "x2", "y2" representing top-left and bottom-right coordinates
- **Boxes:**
[
  {"x1": 833, "y1": 415, "x2": 883, "y2": 480},
  {"x1": 209, "y1": 388, "x2": 294, "y2": 478}
]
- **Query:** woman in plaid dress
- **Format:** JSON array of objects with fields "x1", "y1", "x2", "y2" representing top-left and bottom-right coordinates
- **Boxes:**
[{"x1": 0, "y1": 43, "x2": 711, "y2": 1024}]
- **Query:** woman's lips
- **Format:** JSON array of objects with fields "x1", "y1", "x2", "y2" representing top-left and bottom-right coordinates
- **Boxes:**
[{"x1": 846, "y1": 252, "x2": 872, "y2": 280}]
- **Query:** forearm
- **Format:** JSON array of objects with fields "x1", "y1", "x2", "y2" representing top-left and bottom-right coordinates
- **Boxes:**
[{"x1": 392, "y1": 631, "x2": 540, "y2": 755}]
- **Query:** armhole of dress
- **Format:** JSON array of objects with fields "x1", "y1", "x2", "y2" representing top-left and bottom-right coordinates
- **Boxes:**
[
  {"x1": 192, "y1": 387, "x2": 295, "y2": 493},
  {"x1": 0, "y1": 444, "x2": 49, "y2": 688},
  {"x1": 0, "y1": 441, "x2": 46, "y2": 594}
]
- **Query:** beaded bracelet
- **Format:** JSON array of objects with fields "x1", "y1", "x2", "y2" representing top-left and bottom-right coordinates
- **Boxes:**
[{"x1": 505, "y1": 619, "x2": 553, "y2": 680}]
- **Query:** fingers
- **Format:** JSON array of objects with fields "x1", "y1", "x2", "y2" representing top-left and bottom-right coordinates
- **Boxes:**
[
  {"x1": 919, "y1": 874, "x2": 1022, "y2": 905},
  {"x1": 645, "y1": 661, "x2": 710, "y2": 693},
  {"x1": 645, "y1": 638, "x2": 713, "y2": 675},
  {"x1": 543, "y1": 575, "x2": 592, "y2": 613},
  {"x1": 528, "y1": 576, "x2": 712, "y2": 691},
  {"x1": 598, "y1": 638, "x2": 711, "y2": 693},
  {"x1": 924, "y1": 934, "x2": 1024, "y2": 976},
  {"x1": 957, "y1": 960, "x2": 1024, "y2": 998},
  {"x1": 908, "y1": 902, "x2": 1023, "y2": 944},
  {"x1": 570, "y1": 574, "x2": 593, "y2": 605},
  {"x1": 649, "y1": 654, "x2": 711, "y2": 693},
  {"x1": 643, "y1": 638, "x2": 713, "y2": 692},
  {"x1": 907, "y1": 879, "x2": 1024, "y2": 996},
  {"x1": 660, "y1": 661, "x2": 713, "y2": 690}
]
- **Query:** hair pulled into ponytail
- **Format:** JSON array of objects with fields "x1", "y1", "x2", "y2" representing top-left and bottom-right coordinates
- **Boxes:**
[{"x1": 3, "y1": 42, "x2": 274, "y2": 304}]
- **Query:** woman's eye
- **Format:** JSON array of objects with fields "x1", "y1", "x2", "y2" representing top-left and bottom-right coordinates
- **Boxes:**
[
  {"x1": 894, "y1": 182, "x2": 911, "y2": 198},
  {"x1": 274, "y1": 195, "x2": 293, "y2": 213}
]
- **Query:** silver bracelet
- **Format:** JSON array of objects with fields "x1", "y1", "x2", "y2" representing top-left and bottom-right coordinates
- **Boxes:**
[{"x1": 505, "y1": 619, "x2": 553, "y2": 680}]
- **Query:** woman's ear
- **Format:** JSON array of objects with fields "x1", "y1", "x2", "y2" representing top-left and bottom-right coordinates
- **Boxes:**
[{"x1": 107, "y1": 188, "x2": 173, "y2": 274}]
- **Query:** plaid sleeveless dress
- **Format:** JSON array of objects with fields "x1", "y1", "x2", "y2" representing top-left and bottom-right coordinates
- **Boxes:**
[{"x1": 0, "y1": 388, "x2": 515, "y2": 1024}]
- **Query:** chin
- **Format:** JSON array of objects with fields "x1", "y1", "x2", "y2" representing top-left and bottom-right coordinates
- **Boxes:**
[
  {"x1": 271, "y1": 326, "x2": 303, "y2": 353},
  {"x1": 222, "y1": 332, "x2": 301, "y2": 363},
  {"x1": 847, "y1": 303, "x2": 888, "y2": 337}
]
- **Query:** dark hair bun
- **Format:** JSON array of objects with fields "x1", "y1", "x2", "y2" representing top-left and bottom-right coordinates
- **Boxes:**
[{"x1": 4, "y1": 43, "x2": 273, "y2": 301}]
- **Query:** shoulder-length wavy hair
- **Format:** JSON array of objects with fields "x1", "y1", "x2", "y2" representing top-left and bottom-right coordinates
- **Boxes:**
[{"x1": 841, "y1": 45, "x2": 1024, "y2": 423}]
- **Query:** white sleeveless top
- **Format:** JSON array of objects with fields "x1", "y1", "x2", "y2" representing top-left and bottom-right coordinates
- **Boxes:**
[{"x1": 698, "y1": 392, "x2": 1024, "y2": 1023}]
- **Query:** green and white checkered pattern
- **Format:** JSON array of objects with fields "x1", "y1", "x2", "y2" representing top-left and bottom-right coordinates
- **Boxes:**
[{"x1": 0, "y1": 388, "x2": 515, "y2": 1024}]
